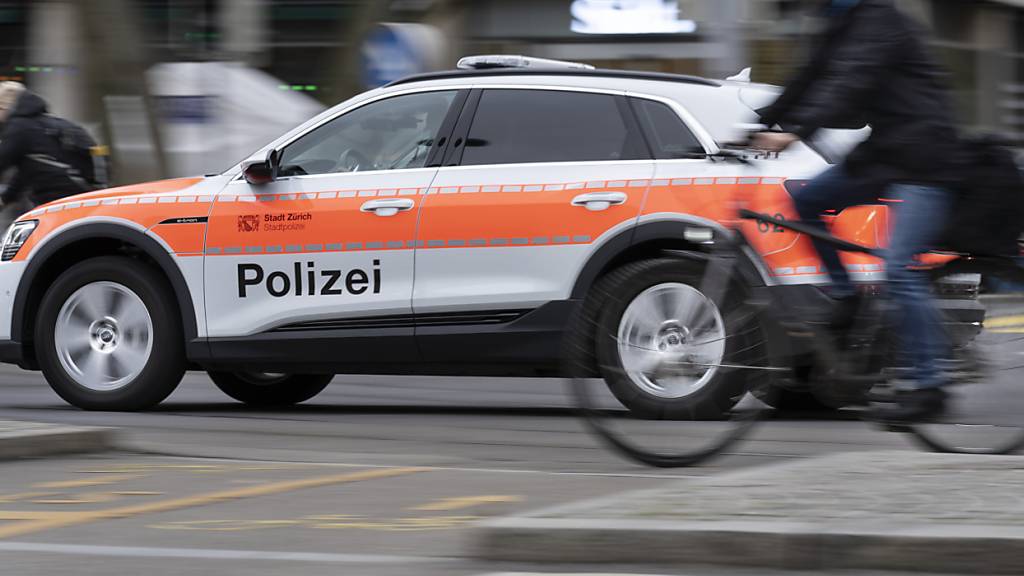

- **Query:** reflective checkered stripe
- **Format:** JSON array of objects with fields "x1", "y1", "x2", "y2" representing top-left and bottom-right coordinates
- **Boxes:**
[
  {"x1": 14, "y1": 172, "x2": 898, "y2": 339},
  {"x1": 15, "y1": 178, "x2": 212, "y2": 261}
]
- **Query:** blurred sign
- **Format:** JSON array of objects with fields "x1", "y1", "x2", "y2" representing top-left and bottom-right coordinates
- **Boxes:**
[
  {"x1": 571, "y1": 0, "x2": 697, "y2": 35},
  {"x1": 157, "y1": 95, "x2": 214, "y2": 124},
  {"x1": 361, "y1": 23, "x2": 445, "y2": 89}
]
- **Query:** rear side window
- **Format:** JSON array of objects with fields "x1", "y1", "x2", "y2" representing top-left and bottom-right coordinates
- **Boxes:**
[
  {"x1": 459, "y1": 89, "x2": 647, "y2": 166},
  {"x1": 631, "y1": 98, "x2": 705, "y2": 159}
]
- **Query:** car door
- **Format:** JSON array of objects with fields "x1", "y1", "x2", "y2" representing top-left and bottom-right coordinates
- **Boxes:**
[
  {"x1": 203, "y1": 89, "x2": 464, "y2": 366},
  {"x1": 413, "y1": 87, "x2": 656, "y2": 316}
]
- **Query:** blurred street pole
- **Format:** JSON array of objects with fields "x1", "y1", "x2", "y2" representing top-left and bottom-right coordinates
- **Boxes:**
[
  {"x1": 78, "y1": 0, "x2": 168, "y2": 183},
  {"x1": 706, "y1": 0, "x2": 747, "y2": 79},
  {"x1": 28, "y1": 2, "x2": 84, "y2": 123},
  {"x1": 423, "y1": 0, "x2": 466, "y2": 67},
  {"x1": 328, "y1": 0, "x2": 393, "y2": 101},
  {"x1": 220, "y1": 0, "x2": 270, "y2": 67}
]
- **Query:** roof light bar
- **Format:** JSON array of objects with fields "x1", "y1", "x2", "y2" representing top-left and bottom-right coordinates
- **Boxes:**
[{"x1": 456, "y1": 55, "x2": 595, "y2": 71}]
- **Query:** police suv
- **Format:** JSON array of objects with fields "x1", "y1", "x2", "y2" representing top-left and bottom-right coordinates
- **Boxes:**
[{"x1": 0, "y1": 56, "x2": 869, "y2": 416}]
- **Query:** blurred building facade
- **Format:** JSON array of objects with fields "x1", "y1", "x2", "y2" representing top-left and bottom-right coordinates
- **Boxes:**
[{"x1": 0, "y1": 0, "x2": 1022, "y2": 179}]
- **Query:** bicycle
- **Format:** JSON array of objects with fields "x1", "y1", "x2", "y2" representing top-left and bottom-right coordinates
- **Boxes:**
[{"x1": 569, "y1": 151, "x2": 1024, "y2": 468}]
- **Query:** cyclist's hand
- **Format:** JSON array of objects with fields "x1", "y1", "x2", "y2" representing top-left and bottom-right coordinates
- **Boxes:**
[{"x1": 751, "y1": 132, "x2": 799, "y2": 153}]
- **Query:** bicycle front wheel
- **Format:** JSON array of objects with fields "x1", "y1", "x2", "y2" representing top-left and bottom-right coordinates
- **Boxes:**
[
  {"x1": 907, "y1": 257, "x2": 1024, "y2": 455},
  {"x1": 567, "y1": 256, "x2": 774, "y2": 468}
]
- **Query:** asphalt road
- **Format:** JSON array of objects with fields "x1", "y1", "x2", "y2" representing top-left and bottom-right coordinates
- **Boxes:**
[{"x1": 0, "y1": 365, "x2": 931, "y2": 576}]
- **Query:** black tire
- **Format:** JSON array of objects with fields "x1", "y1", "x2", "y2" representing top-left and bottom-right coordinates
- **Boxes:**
[
  {"x1": 35, "y1": 256, "x2": 186, "y2": 411},
  {"x1": 209, "y1": 372, "x2": 333, "y2": 407},
  {"x1": 904, "y1": 257, "x2": 1024, "y2": 455},
  {"x1": 590, "y1": 258, "x2": 759, "y2": 420}
]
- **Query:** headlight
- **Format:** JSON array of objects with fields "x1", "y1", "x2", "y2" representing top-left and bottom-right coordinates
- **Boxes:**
[{"x1": 1, "y1": 220, "x2": 37, "y2": 261}]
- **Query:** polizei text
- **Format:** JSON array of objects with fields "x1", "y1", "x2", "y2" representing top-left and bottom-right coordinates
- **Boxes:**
[{"x1": 237, "y1": 261, "x2": 382, "y2": 298}]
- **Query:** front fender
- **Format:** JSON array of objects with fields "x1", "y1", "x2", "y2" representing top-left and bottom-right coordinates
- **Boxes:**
[{"x1": 12, "y1": 223, "x2": 200, "y2": 347}]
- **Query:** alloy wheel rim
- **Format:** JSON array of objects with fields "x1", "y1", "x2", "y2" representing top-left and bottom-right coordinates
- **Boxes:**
[
  {"x1": 55, "y1": 281, "x2": 153, "y2": 391},
  {"x1": 617, "y1": 282, "x2": 726, "y2": 399}
]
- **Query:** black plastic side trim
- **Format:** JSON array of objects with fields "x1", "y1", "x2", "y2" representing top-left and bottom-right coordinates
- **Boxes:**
[
  {"x1": 414, "y1": 300, "x2": 578, "y2": 374},
  {"x1": 12, "y1": 223, "x2": 200, "y2": 349},
  {"x1": 0, "y1": 340, "x2": 22, "y2": 364},
  {"x1": 271, "y1": 310, "x2": 528, "y2": 332},
  {"x1": 201, "y1": 327, "x2": 418, "y2": 372},
  {"x1": 570, "y1": 220, "x2": 770, "y2": 299},
  {"x1": 189, "y1": 301, "x2": 579, "y2": 377},
  {"x1": 158, "y1": 217, "x2": 208, "y2": 225},
  {"x1": 442, "y1": 89, "x2": 481, "y2": 167},
  {"x1": 569, "y1": 226, "x2": 639, "y2": 299},
  {"x1": 425, "y1": 89, "x2": 470, "y2": 168}
]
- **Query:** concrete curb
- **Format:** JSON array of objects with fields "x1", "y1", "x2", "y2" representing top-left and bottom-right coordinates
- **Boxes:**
[
  {"x1": 471, "y1": 451, "x2": 1024, "y2": 574},
  {"x1": 0, "y1": 421, "x2": 117, "y2": 460},
  {"x1": 474, "y1": 517, "x2": 1024, "y2": 574}
]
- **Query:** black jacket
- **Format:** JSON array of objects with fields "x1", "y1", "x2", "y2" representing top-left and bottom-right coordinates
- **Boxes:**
[
  {"x1": 0, "y1": 91, "x2": 90, "y2": 205},
  {"x1": 759, "y1": 0, "x2": 962, "y2": 185}
]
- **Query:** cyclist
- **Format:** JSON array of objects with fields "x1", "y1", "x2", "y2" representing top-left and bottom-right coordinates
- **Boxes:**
[
  {"x1": 751, "y1": 0, "x2": 963, "y2": 420},
  {"x1": 0, "y1": 82, "x2": 101, "y2": 212}
]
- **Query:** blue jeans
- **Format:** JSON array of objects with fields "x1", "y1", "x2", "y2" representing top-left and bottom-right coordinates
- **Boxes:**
[{"x1": 793, "y1": 165, "x2": 954, "y2": 389}]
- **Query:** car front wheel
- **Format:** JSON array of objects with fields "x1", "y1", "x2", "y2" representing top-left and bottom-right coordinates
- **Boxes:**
[
  {"x1": 36, "y1": 256, "x2": 186, "y2": 411},
  {"x1": 208, "y1": 372, "x2": 333, "y2": 407}
]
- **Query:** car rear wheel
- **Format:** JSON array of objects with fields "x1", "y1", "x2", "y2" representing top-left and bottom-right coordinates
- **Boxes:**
[
  {"x1": 208, "y1": 372, "x2": 333, "y2": 407},
  {"x1": 35, "y1": 256, "x2": 186, "y2": 411},
  {"x1": 589, "y1": 258, "x2": 761, "y2": 420}
]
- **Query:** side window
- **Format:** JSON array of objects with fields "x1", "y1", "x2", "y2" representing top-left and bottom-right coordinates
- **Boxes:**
[
  {"x1": 631, "y1": 98, "x2": 706, "y2": 159},
  {"x1": 459, "y1": 89, "x2": 647, "y2": 166},
  {"x1": 278, "y1": 90, "x2": 458, "y2": 176}
]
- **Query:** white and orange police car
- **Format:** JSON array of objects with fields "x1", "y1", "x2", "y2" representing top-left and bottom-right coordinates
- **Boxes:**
[{"x1": 0, "y1": 56, "x2": 886, "y2": 416}]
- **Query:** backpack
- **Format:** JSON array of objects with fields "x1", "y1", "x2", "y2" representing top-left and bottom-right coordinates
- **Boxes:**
[
  {"x1": 939, "y1": 137, "x2": 1024, "y2": 256},
  {"x1": 36, "y1": 115, "x2": 109, "y2": 191}
]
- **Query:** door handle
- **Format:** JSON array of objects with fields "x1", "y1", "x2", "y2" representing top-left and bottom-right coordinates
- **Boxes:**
[
  {"x1": 360, "y1": 198, "x2": 415, "y2": 217},
  {"x1": 571, "y1": 192, "x2": 628, "y2": 212}
]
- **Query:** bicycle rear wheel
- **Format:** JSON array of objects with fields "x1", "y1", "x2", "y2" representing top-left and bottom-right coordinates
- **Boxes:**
[
  {"x1": 568, "y1": 255, "x2": 774, "y2": 468},
  {"x1": 907, "y1": 257, "x2": 1024, "y2": 455}
]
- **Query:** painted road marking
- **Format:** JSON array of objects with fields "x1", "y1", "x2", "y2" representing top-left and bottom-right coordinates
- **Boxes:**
[
  {"x1": 75, "y1": 464, "x2": 292, "y2": 474},
  {"x1": 154, "y1": 515, "x2": 481, "y2": 532},
  {"x1": 0, "y1": 466, "x2": 428, "y2": 539},
  {"x1": 151, "y1": 493, "x2": 525, "y2": 532},
  {"x1": 31, "y1": 492, "x2": 119, "y2": 505},
  {"x1": 305, "y1": 515, "x2": 477, "y2": 531},
  {"x1": 412, "y1": 495, "x2": 523, "y2": 511},
  {"x1": 152, "y1": 519, "x2": 303, "y2": 532},
  {"x1": 148, "y1": 456, "x2": 700, "y2": 480},
  {"x1": 0, "y1": 542, "x2": 443, "y2": 564},
  {"x1": 986, "y1": 314, "x2": 1024, "y2": 329},
  {"x1": 33, "y1": 474, "x2": 142, "y2": 489},
  {"x1": 0, "y1": 492, "x2": 56, "y2": 503}
]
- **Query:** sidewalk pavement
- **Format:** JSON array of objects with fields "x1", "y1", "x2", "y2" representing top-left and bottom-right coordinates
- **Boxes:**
[
  {"x1": 0, "y1": 420, "x2": 115, "y2": 460},
  {"x1": 472, "y1": 451, "x2": 1024, "y2": 574}
]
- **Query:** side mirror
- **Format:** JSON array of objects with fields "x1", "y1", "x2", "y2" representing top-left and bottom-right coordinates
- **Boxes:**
[{"x1": 241, "y1": 150, "x2": 279, "y2": 185}]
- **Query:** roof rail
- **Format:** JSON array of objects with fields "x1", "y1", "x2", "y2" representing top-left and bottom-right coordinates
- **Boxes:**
[
  {"x1": 457, "y1": 55, "x2": 594, "y2": 71},
  {"x1": 385, "y1": 68, "x2": 721, "y2": 88}
]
